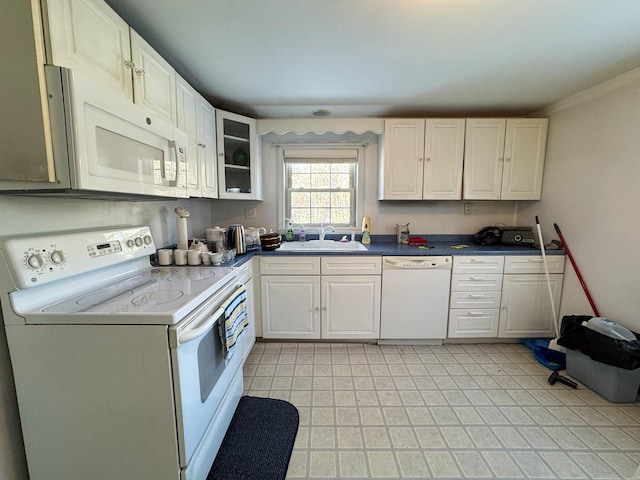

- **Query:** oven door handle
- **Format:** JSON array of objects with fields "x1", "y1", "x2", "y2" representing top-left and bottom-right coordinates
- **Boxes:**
[{"x1": 178, "y1": 307, "x2": 224, "y2": 345}]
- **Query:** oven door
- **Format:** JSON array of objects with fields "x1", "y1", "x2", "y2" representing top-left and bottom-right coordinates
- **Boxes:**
[{"x1": 169, "y1": 277, "x2": 244, "y2": 468}]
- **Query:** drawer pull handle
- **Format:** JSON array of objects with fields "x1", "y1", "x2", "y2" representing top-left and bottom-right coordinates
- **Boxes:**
[
  {"x1": 527, "y1": 258, "x2": 544, "y2": 263},
  {"x1": 469, "y1": 294, "x2": 486, "y2": 298},
  {"x1": 470, "y1": 259, "x2": 487, "y2": 263},
  {"x1": 468, "y1": 311, "x2": 484, "y2": 316},
  {"x1": 469, "y1": 276, "x2": 486, "y2": 281}
]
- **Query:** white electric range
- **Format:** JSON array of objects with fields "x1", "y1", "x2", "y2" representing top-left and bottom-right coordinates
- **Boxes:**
[{"x1": 0, "y1": 226, "x2": 252, "y2": 480}]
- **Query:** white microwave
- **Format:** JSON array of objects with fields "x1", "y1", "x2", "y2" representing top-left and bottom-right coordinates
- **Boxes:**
[{"x1": 0, "y1": 66, "x2": 188, "y2": 199}]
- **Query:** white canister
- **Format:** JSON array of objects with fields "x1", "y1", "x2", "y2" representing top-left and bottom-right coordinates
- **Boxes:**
[
  {"x1": 157, "y1": 249, "x2": 173, "y2": 266},
  {"x1": 174, "y1": 249, "x2": 188, "y2": 265},
  {"x1": 187, "y1": 249, "x2": 201, "y2": 265}
]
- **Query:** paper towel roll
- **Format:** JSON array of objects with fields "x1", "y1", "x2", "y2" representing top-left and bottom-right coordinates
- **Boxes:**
[{"x1": 176, "y1": 217, "x2": 188, "y2": 250}]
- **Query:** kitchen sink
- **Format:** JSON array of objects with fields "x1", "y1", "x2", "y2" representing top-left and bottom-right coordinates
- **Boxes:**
[{"x1": 277, "y1": 240, "x2": 368, "y2": 252}]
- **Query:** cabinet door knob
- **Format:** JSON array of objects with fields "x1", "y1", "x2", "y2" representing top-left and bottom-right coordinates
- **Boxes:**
[
  {"x1": 124, "y1": 60, "x2": 135, "y2": 70},
  {"x1": 505, "y1": 157, "x2": 511, "y2": 162},
  {"x1": 134, "y1": 68, "x2": 145, "y2": 76}
]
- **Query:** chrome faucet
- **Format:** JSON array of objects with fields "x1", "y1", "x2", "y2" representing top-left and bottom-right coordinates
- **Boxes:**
[{"x1": 320, "y1": 225, "x2": 335, "y2": 242}]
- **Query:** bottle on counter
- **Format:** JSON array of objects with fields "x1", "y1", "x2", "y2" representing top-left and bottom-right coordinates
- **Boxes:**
[
  {"x1": 285, "y1": 218, "x2": 295, "y2": 242},
  {"x1": 299, "y1": 224, "x2": 306, "y2": 242},
  {"x1": 361, "y1": 216, "x2": 371, "y2": 245}
]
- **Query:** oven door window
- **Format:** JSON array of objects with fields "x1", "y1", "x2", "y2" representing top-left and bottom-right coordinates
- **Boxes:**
[{"x1": 197, "y1": 325, "x2": 225, "y2": 403}]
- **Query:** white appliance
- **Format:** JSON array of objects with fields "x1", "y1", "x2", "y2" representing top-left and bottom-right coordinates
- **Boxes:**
[
  {"x1": 0, "y1": 226, "x2": 252, "y2": 480},
  {"x1": 380, "y1": 256, "x2": 452, "y2": 342},
  {"x1": 1, "y1": 66, "x2": 188, "y2": 199}
]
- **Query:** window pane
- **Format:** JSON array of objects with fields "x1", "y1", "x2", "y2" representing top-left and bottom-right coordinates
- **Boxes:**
[
  {"x1": 291, "y1": 163, "x2": 311, "y2": 174},
  {"x1": 311, "y1": 174, "x2": 330, "y2": 189},
  {"x1": 310, "y1": 191, "x2": 331, "y2": 207},
  {"x1": 290, "y1": 173, "x2": 311, "y2": 189},
  {"x1": 330, "y1": 164, "x2": 350, "y2": 173},
  {"x1": 285, "y1": 156, "x2": 357, "y2": 227},
  {"x1": 291, "y1": 191, "x2": 310, "y2": 208},
  {"x1": 311, "y1": 209, "x2": 331, "y2": 224},
  {"x1": 291, "y1": 209, "x2": 310, "y2": 224},
  {"x1": 331, "y1": 208, "x2": 351, "y2": 224},
  {"x1": 331, "y1": 174, "x2": 351, "y2": 189},
  {"x1": 331, "y1": 192, "x2": 351, "y2": 207},
  {"x1": 311, "y1": 163, "x2": 330, "y2": 174}
]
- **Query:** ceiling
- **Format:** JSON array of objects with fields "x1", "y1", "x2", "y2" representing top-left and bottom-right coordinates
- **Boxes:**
[{"x1": 105, "y1": 0, "x2": 640, "y2": 119}]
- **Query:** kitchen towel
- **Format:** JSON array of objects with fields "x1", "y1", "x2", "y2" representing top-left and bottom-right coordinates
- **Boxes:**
[{"x1": 220, "y1": 285, "x2": 248, "y2": 360}]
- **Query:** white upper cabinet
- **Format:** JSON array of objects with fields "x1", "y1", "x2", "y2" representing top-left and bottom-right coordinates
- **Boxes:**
[
  {"x1": 379, "y1": 119, "x2": 424, "y2": 199},
  {"x1": 463, "y1": 118, "x2": 548, "y2": 200},
  {"x1": 379, "y1": 119, "x2": 465, "y2": 200},
  {"x1": 44, "y1": 0, "x2": 133, "y2": 99},
  {"x1": 423, "y1": 119, "x2": 466, "y2": 199},
  {"x1": 129, "y1": 30, "x2": 176, "y2": 124},
  {"x1": 176, "y1": 75, "x2": 218, "y2": 198},
  {"x1": 500, "y1": 118, "x2": 548, "y2": 200},
  {"x1": 216, "y1": 110, "x2": 262, "y2": 200},
  {"x1": 44, "y1": 0, "x2": 176, "y2": 124}
]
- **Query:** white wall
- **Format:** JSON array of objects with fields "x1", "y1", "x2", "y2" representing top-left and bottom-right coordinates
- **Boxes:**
[
  {"x1": 213, "y1": 131, "x2": 520, "y2": 235},
  {"x1": 518, "y1": 69, "x2": 640, "y2": 332}
]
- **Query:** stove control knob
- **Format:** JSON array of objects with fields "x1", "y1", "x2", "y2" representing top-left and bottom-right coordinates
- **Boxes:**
[
  {"x1": 134, "y1": 237, "x2": 143, "y2": 247},
  {"x1": 126, "y1": 239, "x2": 135, "y2": 248},
  {"x1": 50, "y1": 250, "x2": 66, "y2": 265},
  {"x1": 143, "y1": 235, "x2": 152, "y2": 245},
  {"x1": 27, "y1": 253, "x2": 45, "y2": 269}
]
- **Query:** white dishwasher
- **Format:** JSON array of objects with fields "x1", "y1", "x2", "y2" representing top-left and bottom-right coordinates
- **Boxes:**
[{"x1": 380, "y1": 256, "x2": 452, "y2": 342}]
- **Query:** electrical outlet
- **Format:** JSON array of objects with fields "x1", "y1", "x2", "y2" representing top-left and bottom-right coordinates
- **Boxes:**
[
  {"x1": 245, "y1": 207, "x2": 257, "y2": 219},
  {"x1": 464, "y1": 203, "x2": 473, "y2": 214}
]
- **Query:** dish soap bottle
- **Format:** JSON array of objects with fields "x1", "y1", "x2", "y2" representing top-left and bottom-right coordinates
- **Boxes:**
[
  {"x1": 285, "y1": 218, "x2": 295, "y2": 242},
  {"x1": 298, "y1": 224, "x2": 306, "y2": 242},
  {"x1": 361, "y1": 216, "x2": 371, "y2": 245}
]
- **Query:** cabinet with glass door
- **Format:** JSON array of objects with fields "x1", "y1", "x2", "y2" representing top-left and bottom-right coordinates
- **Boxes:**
[{"x1": 216, "y1": 110, "x2": 262, "y2": 200}]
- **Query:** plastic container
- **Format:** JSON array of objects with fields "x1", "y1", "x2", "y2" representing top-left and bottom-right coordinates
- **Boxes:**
[
  {"x1": 299, "y1": 225, "x2": 306, "y2": 242},
  {"x1": 585, "y1": 317, "x2": 636, "y2": 341},
  {"x1": 566, "y1": 349, "x2": 640, "y2": 403}
]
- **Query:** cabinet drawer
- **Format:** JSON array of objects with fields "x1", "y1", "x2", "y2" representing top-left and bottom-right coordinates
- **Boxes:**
[
  {"x1": 451, "y1": 273, "x2": 503, "y2": 291},
  {"x1": 450, "y1": 291, "x2": 501, "y2": 309},
  {"x1": 453, "y1": 256, "x2": 504, "y2": 274},
  {"x1": 321, "y1": 256, "x2": 381, "y2": 275},
  {"x1": 260, "y1": 256, "x2": 320, "y2": 275},
  {"x1": 504, "y1": 255, "x2": 565, "y2": 274},
  {"x1": 448, "y1": 309, "x2": 499, "y2": 338}
]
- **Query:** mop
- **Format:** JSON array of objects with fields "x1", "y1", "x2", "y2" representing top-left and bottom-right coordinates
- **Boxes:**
[{"x1": 521, "y1": 217, "x2": 569, "y2": 374}]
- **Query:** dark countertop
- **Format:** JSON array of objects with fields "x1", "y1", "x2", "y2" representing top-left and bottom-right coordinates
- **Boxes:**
[{"x1": 227, "y1": 234, "x2": 564, "y2": 266}]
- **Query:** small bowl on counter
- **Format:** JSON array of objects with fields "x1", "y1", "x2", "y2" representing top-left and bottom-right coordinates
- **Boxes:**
[
  {"x1": 260, "y1": 232, "x2": 281, "y2": 251},
  {"x1": 208, "y1": 252, "x2": 223, "y2": 265}
]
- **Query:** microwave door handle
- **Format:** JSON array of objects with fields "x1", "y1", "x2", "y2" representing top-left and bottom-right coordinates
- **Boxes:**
[
  {"x1": 177, "y1": 307, "x2": 224, "y2": 345},
  {"x1": 164, "y1": 140, "x2": 178, "y2": 185}
]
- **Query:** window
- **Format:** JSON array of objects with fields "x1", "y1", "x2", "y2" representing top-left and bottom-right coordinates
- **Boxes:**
[{"x1": 280, "y1": 146, "x2": 362, "y2": 229}]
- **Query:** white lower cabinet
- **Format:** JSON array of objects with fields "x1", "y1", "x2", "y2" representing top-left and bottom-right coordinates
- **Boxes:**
[
  {"x1": 260, "y1": 256, "x2": 381, "y2": 340},
  {"x1": 322, "y1": 276, "x2": 381, "y2": 339},
  {"x1": 261, "y1": 275, "x2": 321, "y2": 339},
  {"x1": 498, "y1": 256, "x2": 565, "y2": 338},
  {"x1": 448, "y1": 255, "x2": 565, "y2": 338},
  {"x1": 448, "y1": 256, "x2": 504, "y2": 338}
]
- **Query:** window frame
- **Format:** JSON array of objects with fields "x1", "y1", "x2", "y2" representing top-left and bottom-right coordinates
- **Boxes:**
[{"x1": 277, "y1": 144, "x2": 365, "y2": 232}]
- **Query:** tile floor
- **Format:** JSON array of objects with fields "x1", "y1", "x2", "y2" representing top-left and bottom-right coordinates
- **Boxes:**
[{"x1": 243, "y1": 342, "x2": 640, "y2": 480}]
